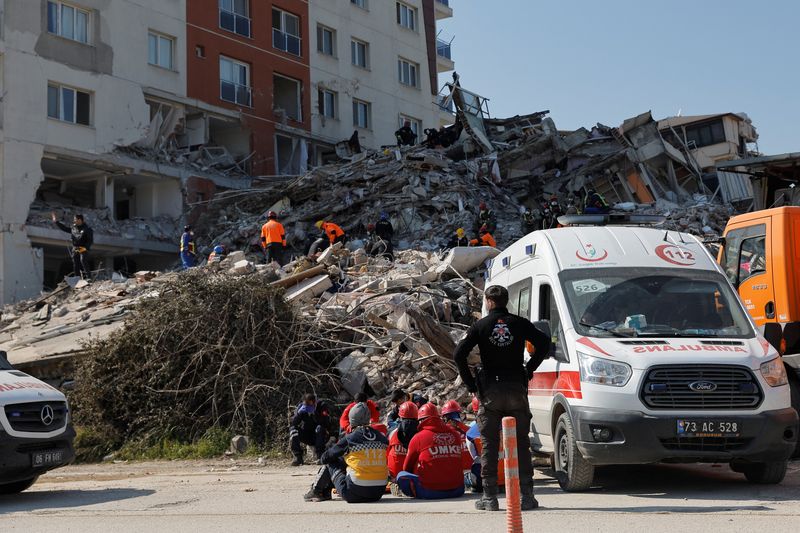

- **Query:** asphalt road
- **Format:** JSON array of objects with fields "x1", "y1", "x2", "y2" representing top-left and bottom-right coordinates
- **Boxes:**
[{"x1": 1, "y1": 459, "x2": 799, "y2": 532}]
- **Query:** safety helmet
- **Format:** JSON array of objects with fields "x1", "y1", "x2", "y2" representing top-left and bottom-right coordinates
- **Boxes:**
[
  {"x1": 471, "y1": 397, "x2": 479, "y2": 413},
  {"x1": 213, "y1": 245, "x2": 225, "y2": 254},
  {"x1": 268, "y1": 210, "x2": 277, "y2": 219},
  {"x1": 418, "y1": 402, "x2": 439, "y2": 420},
  {"x1": 315, "y1": 220, "x2": 324, "y2": 230},
  {"x1": 366, "y1": 223, "x2": 376, "y2": 232},
  {"x1": 456, "y1": 228, "x2": 465, "y2": 238},
  {"x1": 479, "y1": 202, "x2": 487, "y2": 210},
  {"x1": 398, "y1": 401, "x2": 419, "y2": 420},
  {"x1": 441, "y1": 399, "x2": 462, "y2": 416},
  {"x1": 380, "y1": 212, "x2": 389, "y2": 220},
  {"x1": 479, "y1": 225, "x2": 488, "y2": 234}
]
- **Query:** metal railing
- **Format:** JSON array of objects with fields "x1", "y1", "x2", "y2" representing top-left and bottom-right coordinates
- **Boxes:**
[
  {"x1": 273, "y1": 28, "x2": 301, "y2": 56},
  {"x1": 436, "y1": 39, "x2": 452, "y2": 60},
  {"x1": 219, "y1": 9, "x2": 251, "y2": 37},
  {"x1": 220, "y1": 80, "x2": 252, "y2": 107}
]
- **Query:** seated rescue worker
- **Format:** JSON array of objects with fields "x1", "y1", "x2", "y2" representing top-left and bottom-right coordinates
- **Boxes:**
[
  {"x1": 386, "y1": 401, "x2": 419, "y2": 481},
  {"x1": 464, "y1": 397, "x2": 505, "y2": 494},
  {"x1": 469, "y1": 225, "x2": 497, "y2": 248},
  {"x1": 441, "y1": 400, "x2": 476, "y2": 483},
  {"x1": 304, "y1": 403, "x2": 389, "y2": 503},
  {"x1": 446, "y1": 228, "x2": 469, "y2": 249},
  {"x1": 289, "y1": 393, "x2": 331, "y2": 466},
  {"x1": 393, "y1": 403, "x2": 465, "y2": 500},
  {"x1": 339, "y1": 392, "x2": 381, "y2": 435},
  {"x1": 386, "y1": 389, "x2": 410, "y2": 430}
]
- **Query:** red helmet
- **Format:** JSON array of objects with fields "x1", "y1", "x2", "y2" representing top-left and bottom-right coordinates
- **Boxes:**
[
  {"x1": 418, "y1": 402, "x2": 439, "y2": 420},
  {"x1": 479, "y1": 202, "x2": 487, "y2": 210},
  {"x1": 471, "y1": 396, "x2": 479, "y2": 413},
  {"x1": 479, "y1": 225, "x2": 488, "y2": 234},
  {"x1": 366, "y1": 223, "x2": 376, "y2": 231},
  {"x1": 268, "y1": 211, "x2": 277, "y2": 219},
  {"x1": 441, "y1": 400, "x2": 462, "y2": 416},
  {"x1": 398, "y1": 401, "x2": 418, "y2": 419}
]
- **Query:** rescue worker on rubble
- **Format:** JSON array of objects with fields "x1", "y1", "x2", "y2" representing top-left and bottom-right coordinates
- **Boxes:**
[
  {"x1": 261, "y1": 211, "x2": 287, "y2": 265},
  {"x1": 374, "y1": 213, "x2": 394, "y2": 259},
  {"x1": 454, "y1": 285, "x2": 550, "y2": 511},
  {"x1": 179, "y1": 225, "x2": 196, "y2": 270},
  {"x1": 339, "y1": 392, "x2": 381, "y2": 435},
  {"x1": 290, "y1": 393, "x2": 331, "y2": 467},
  {"x1": 308, "y1": 220, "x2": 346, "y2": 256},
  {"x1": 522, "y1": 209, "x2": 538, "y2": 234},
  {"x1": 477, "y1": 202, "x2": 496, "y2": 234},
  {"x1": 208, "y1": 244, "x2": 226, "y2": 263},
  {"x1": 395, "y1": 121, "x2": 417, "y2": 147},
  {"x1": 584, "y1": 188, "x2": 610, "y2": 214},
  {"x1": 469, "y1": 226, "x2": 497, "y2": 248},
  {"x1": 386, "y1": 401, "x2": 419, "y2": 481},
  {"x1": 393, "y1": 403, "x2": 465, "y2": 499},
  {"x1": 304, "y1": 402, "x2": 389, "y2": 503},
  {"x1": 386, "y1": 389, "x2": 410, "y2": 430},
  {"x1": 51, "y1": 212, "x2": 94, "y2": 279},
  {"x1": 446, "y1": 228, "x2": 469, "y2": 249}
]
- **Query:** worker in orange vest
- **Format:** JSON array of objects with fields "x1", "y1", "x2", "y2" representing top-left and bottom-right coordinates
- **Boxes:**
[
  {"x1": 308, "y1": 220, "x2": 346, "y2": 256},
  {"x1": 261, "y1": 211, "x2": 286, "y2": 265},
  {"x1": 469, "y1": 225, "x2": 496, "y2": 248}
]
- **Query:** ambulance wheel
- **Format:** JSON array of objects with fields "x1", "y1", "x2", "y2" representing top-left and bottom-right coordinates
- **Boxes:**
[
  {"x1": 554, "y1": 413, "x2": 594, "y2": 492},
  {"x1": 0, "y1": 477, "x2": 38, "y2": 494},
  {"x1": 741, "y1": 461, "x2": 788, "y2": 485}
]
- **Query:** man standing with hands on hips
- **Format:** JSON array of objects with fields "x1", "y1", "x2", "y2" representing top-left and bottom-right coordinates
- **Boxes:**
[{"x1": 454, "y1": 285, "x2": 550, "y2": 511}]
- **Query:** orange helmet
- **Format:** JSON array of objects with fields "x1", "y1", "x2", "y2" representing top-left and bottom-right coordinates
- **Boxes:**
[
  {"x1": 441, "y1": 399, "x2": 462, "y2": 416},
  {"x1": 398, "y1": 401, "x2": 419, "y2": 419},
  {"x1": 418, "y1": 403, "x2": 439, "y2": 420}
]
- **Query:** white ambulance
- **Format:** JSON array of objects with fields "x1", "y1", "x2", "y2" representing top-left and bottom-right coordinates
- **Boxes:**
[
  {"x1": 486, "y1": 215, "x2": 798, "y2": 491},
  {"x1": 0, "y1": 350, "x2": 75, "y2": 493}
]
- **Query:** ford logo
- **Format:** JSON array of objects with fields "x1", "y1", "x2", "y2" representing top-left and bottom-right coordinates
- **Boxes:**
[{"x1": 689, "y1": 381, "x2": 717, "y2": 392}]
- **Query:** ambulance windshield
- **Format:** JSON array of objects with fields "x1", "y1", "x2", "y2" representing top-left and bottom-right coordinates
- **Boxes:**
[{"x1": 560, "y1": 268, "x2": 754, "y2": 339}]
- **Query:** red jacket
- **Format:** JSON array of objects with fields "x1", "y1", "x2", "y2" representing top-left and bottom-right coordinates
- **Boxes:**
[
  {"x1": 403, "y1": 417, "x2": 465, "y2": 491},
  {"x1": 445, "y1": 420, "x2": 474, "y2": 470},
  {"x1": 339, "y1": 400, "x2": 380, "y2": 432},
  {"x1": 387, "y1": 428, "x2": 408, "y2": 479}
]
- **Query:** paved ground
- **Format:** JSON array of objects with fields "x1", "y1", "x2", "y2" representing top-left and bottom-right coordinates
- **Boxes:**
[{"x1": 1, "y1": 459, "x2": 800, "y2": 532}]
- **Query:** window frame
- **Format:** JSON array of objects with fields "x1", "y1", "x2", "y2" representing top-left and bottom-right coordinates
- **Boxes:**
[
  {"x1": 318, "y1": 88, "x2": 337, "y2": 119},
  {"x1": 147, "y1": 31, "x2": 175, "y2": 70},
  {"x1": 273, "y1": 73, "x2": 303, "y2": 122},
  {"x1": 351, "y1": 0, "x2": 368, "y2": 10},
  {"x1": 722, "y1": 223, "x2": 766, "y2": 288},
  {"x1": 47, "y1": 1, "x2": 91, "y2": 44},
  {"x1": 272, "y1": 7, "x2": 302, "y2": 56},
  {"x1": 396, "y1": 2, "x2": 417, "y2": 31},
  {"x1": 538, "y1": 282, "x2": 568, "y2": 363},
  {"x1": 352, "y1": 98, "x2": 371, "y2": 129},
  {"x1": 219, "y1": 0, "x2": 251, "y2": 38},
  {"x1": 351, "y1": 38, "x2": 369, "y2": 69},
  {"x1": 398, "y1": 114, "x2": 421, "y2": 137},
  {"x1": 219, "y1": 56, "x2": 252, "y2": 107},
  {"x1": 397, "y1": 57, "x2": 419, "y2": 88},
  {"x1": 316, "y1": 24, "x2": 336, "y2": 56},
  {"x1": 47, "y1": 82, "x2": 92, "y2": 126}
]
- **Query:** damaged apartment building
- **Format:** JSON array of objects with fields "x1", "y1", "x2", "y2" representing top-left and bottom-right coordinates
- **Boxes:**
[{"x1": 0, "y1": 0, "x2": 253, "y2": 305}]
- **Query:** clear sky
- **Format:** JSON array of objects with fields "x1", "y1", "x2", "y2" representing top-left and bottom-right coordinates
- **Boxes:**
[{"x1": 437, "y1": 0, "x2": 798, "y2": 154}]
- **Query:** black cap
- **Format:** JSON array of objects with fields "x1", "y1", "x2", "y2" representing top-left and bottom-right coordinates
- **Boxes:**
[{"x1": 184, "y1": 225, "x2": 192, "y2": 232}]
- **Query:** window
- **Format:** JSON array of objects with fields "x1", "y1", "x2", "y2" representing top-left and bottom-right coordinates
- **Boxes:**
[
  {"x1": 353, "y1": 99, "x2": 371, "y2": 129},
  {"x1": 539, "y1": 284, "x2": 566, "y2": 362},
  {"x1": 196, "y1": 45, "x2": 206, "y2": 58},
  {"x1": 47, "y1": 1, "x2": 90, "y2": 44},
  {"x1": 273, "y1": 74, "x2": 302, "y2": 122},
  {"x1": 272, "y1": 8, "x2": 301, "y2": 56},
  {"x1": 396, "y1": 2, "x2": 417, "y2": 31},
  {"x1": 219, "y1": 56, "x2": 252, "y2": 107},
  {"x1": 318, "y1": 89, "x2": 337, "y2": 119},
  {"x1": 219, "y1": 0, "x2": 251, "y2": 38},
  {"x1": 317, "y1": 25, "x2": 336, "y2": 56},
  {"x1": 148, "y1": 32, "x2": 174, "y2": 70},
  {"x1": 398, "y1": 115, "x2": 421, "y2": 137},
  {"x1": 398, "y1": 58, "x2": 419, "y2": 87},
  {"x1": 47, "y1": 83, "x2": 91, "y2": 125},
  {"x1": 686, "y1": 119, "x2": 726, "y2": 148},
  {"x1": 351, "y1": 39, "x2": 369, "y2": 68},
  {"x1": 351, "y1": 0, "x2": 367, "y2": 9},
  {"x1": 738, "y1": 236, "x2": 766, "y2": 283},
  {"x1": 722, "y1": 224, "x2": 766, "y2": 287}
]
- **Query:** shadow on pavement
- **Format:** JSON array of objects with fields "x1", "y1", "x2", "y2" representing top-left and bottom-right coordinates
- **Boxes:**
[{"x1": 0, "y1": 488, "x2": 155, "y2": 514}]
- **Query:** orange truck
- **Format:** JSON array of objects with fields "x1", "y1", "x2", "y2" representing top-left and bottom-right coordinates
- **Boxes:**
[{"x1": 719, "y1": 206, "x2": 800, "y2": 448}]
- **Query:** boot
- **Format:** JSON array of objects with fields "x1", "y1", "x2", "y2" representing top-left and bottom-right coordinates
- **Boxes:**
[
  {"x1": 291, "y1": 455, "x2": 303, "y2": 467},
  {"x1": 521, "y1": 485, "x2": 539, "y2": 511},
  {"x1": 303, "y1": 487, "x2": 332, "y2": 502},
  {"x1": 474, "y1": 486, "x2": 499, "y2": 511}
]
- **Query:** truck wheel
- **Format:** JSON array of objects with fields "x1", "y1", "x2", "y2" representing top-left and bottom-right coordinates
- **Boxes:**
[
  {"x1": 742, "y1": 461, "x2": 788, "y2": 484},
  {"x1": 0, "y1": 477, "x2": 38, "y2": 495},
  {"x1": 554, "y1": 413, "x2": 594, "y2": 491}
]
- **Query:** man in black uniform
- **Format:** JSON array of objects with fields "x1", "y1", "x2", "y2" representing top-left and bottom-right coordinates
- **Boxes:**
[
  {"x1": 289, "y1": 393, "x2": 331, "y2": 466},
  {"x1": 454, "y1": 285, "x2": 550, "y2": 512},
  {"x1": 51, "y1": 212, "x2": 93, "y2": 279}
]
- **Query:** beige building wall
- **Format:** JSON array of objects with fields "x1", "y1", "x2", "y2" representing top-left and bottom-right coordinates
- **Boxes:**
[{"x1": 308, "y1": 0, "x2": 444, "y2": 150}]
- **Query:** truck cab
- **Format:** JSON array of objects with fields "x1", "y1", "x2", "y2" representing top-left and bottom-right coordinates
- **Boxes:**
[
  {"x1": 0, "y1": 350, "x2": 75, "y2": 493},
  {"x1": 719, "y1": 207, "x2": 800, "y2": 429},
  {"x1": 487, "y1": 217, "x2": 798, "y2": 491}
]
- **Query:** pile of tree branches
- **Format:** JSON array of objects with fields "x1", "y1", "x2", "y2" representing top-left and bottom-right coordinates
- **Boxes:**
[{"x1": 71, "y1": 270, "x2": 338, "y2": 450}]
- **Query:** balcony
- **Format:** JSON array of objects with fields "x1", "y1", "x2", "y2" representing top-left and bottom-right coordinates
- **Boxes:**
[
  {"x1": 219, "y1": 9, "x2": 251, "y2": 38},
  {"x1": 435, "y1": 0, "x2": 453, "y2": 20},
  {"x1": 220, "y1": 80, "x2": 252, "y2": 107},
  {"x1": 273, "y1": 28, "x2": 301, "y2": 57},
  {"x1": 436, "y1": 38, "x2": 455, "y2": 72}
]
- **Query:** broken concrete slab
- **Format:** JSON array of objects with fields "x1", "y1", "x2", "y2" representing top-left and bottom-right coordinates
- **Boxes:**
[
  {"x1": 435, "y1": 246, "x2": 501, "y2": 277},
  {"x1": 284, "y1": 274, "x2": 333, "y2": 303}
]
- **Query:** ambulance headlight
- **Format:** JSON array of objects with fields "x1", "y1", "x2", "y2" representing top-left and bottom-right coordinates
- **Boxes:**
[
  {"x1": 577, "y1": 352, "x2": 631, "y2": 387},
  {"x1": 760, "y1": 358, "x2": 788, "y2": 387}
]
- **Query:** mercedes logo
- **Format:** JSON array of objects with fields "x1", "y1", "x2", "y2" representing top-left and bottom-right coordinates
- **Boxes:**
[{"x1": 40, "y1": 405, "x2": 55, "y2": 426}]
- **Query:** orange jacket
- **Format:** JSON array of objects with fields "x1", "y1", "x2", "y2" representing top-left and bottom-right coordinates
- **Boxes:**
[
  {"x1": 470, "y1": 232, "x2": 496, "y2": 248},
  {"x1": 261, "y1": 220, "x2": 286, "y2": 247},
  {"x1": 321, "y1": 222, "x2": 345, "y2": 244}
]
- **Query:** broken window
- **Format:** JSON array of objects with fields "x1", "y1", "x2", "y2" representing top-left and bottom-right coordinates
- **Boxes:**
[
  {"x1": 148, "y1": 31, "x2": 174, "y2": 70},
  {"x1": 351, "y1": 39, "x2": 369, "y2": 68},
  {"x1": 398, "y1": 115, "x2": 421, "y2": 136},
  {"x1": 219, "y1": 0, "x2": 250, "y2": 37},
  {"x1": 398, "y1": 58, "x2": 418, "y2": 87},
  {"x1": 353, "y1": 99, "x2": 371, "y2": 129},
  {"x1": 318, "y1": 89, "x2": 337, "y2": 119},
  {"x1": 351, "y1": 0, "x2": 367, "y2": 9},
  {"x1": 396, "y1": 2, "x2": 417, "y2": 31},
  {"x1": 219, "y1": 56, "x2": 251, "y2": 107},
  {"x1": 48, "y1": 83, "x2": 91, "y2": 125},
  {"x1": 47, "y1": 1, "x2": 90, "y2": 44},
  {"x1": 317, "y1": 24, "x2": 336, "y2": 56},
  {"x1": 686, "y1": 119, "x2": 726, "y2": 149},
  {"x1": 272, "y1": 8, "x2": 301, "y2": 56},
  {"x1": 275, "y1": 135, "x2": 308, "y2": 175},
  {"x1": 273, "y1": 74, "x2": 302, "y2": 122}
]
